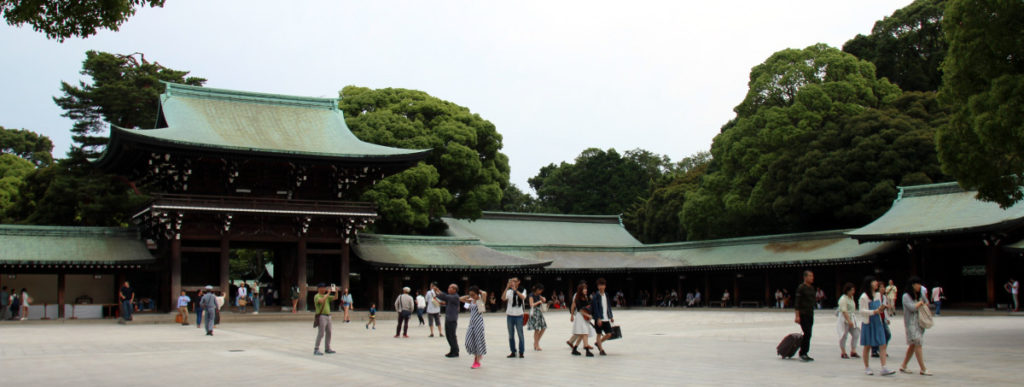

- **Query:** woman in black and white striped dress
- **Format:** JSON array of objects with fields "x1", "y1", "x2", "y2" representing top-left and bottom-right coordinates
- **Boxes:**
[{"x1": 461, "y1": 286, "x2": 487, "y2": 369}]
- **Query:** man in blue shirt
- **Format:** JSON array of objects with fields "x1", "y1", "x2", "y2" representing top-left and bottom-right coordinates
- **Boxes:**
[
  {"x1": 436, "y1": 284, "x2": 461, "y2": 358},
  {"x1": 177, "y1": 290, "x2": 191, "y2": 326}
]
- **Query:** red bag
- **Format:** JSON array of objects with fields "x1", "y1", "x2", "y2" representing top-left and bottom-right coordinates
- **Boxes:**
[{"x1": 523, "y1": 313, "x2": 530, "y2": 326}]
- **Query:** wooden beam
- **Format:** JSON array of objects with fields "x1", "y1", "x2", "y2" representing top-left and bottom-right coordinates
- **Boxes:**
[
  {"x1": 57, "y1": 273, "x2": 66, "y2": 319},
  {"x1": 219, "y1": 237, "x2": 230, "y2": 294},
  {"x1": 297, "y1": 238, "x2": 308, "y2": 311},
  {"x1": 170, "y1": 238, "x2": 182, "y2": 311},
  {"x1": 308, "y1": 249, "x2": 342, "y2": 255},
  {"x1": 182, "y1": 246, "x2": 222, "y2": 253},
  {"x1": 987, "y1": 246, "x2": 997, "y2": 308},
  {"x1": 341, "y1": 241, "x2": 351, "y2": 291}
]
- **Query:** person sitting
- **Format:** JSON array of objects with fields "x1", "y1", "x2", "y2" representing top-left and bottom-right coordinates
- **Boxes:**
[
  {"x1": 721, "y1": 290, "x2": 731, "y2": 306},
  {"x1": 692, "y1": 290, "x2": 702, "y2": 306},
  {"x1": 685, "y1": 292, "x2": 695, "y2": 307}
]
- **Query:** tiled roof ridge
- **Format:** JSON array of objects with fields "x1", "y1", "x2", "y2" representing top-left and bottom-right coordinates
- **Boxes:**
[
  {"x1": 0, "y1": 224, "x2": 139, "y2": 238},
  {"x1": 476, "y1": 211, "x2": 623, "y2": 224},
  {"x1": 358, "y1": 233, "x2": 483, "y2": 245},
  {"x1": 897, "y1": 181, "x2": 964, "y2": 198},
  {"x1": 642, "y1": 229, "x2": 856, "y2": 250},
  {"x1": 163, "y1": 82, "x2": 338, "y2": 110}
]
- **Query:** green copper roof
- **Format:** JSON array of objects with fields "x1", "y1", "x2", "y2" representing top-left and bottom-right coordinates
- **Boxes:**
[
  {"x1": 0, "y1": 225, "x2": 155, "y2": 266},
  {"x1": 99, "y1": 82, "x2": 430, "y2": 163},
  {"x1": 1006, "y1": 238, "x2": 1024, "y2": 251},
  {"x1": 352, "y1": 234, "x2": 550, "y2": 269},
  {"x1": 442, "y1": 212, "x2": 643, "y2": 247},
  {"x1": 848, "y1": 182, "x2": 1024, "y2": 241}
]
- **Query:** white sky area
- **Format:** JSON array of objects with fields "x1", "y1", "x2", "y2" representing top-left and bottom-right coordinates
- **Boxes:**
[{"x1": 0, "y1": 0, "x2": 912, "y2": 193}]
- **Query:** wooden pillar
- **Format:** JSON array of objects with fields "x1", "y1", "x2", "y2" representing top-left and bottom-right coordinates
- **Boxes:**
[
  {"x1": 340, "y1": 241, "x2": 351, "y2": 292},
  {"x1": 297, "y1": 238, "x2": 308, "y2": 311},
  {"x1": 57, "y1": 273, "x2": 66, "y2": 319},
  {"x1": 219, "y1": 237, "x2": 230, "y2": 293},
  {"x1": 703, "y1": 272, "x2": 710, "y2": 307},
  {"x1": 732, "y1": 274, "x2": 739, "y2": 307},
  {"x1": 909, "y1": 242, "x2": 920, "y2": 276},
  {"x1": 834, "y1": 269, "x2": 842, "y2": 306},
  {"x1": 376, "y1": 272, "x2": 385, "y2": 311},
  {"x1": 170, "y1": 238, "x2": 182, "y2": 311},
  {"x1": 987, "y1": 246, "x2": 998, "y2": 307},
  {"x1": 764, "y1": 273, "x2": 771, "y2": 306}
]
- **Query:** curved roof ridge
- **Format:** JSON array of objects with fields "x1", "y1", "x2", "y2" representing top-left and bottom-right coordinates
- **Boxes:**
[
  {"x1": 163, "y1": 82, "x2": 337, "y2": 110},
  {"x1": 477, "y1": 211, "x2": 623, "y2": 224},
  {"x1": 898, "y1": 181, "x2": 964, "y2": 198},
  {"x1": 0, "y1": 224, "x2": 140, "y2": 237},
  {"x1": 641, "y1": 229, "x2": 856, "y2": 251}
]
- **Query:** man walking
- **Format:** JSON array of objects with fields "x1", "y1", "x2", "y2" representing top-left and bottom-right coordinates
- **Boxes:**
[
  {"x1": 415, "y1": 290, "x2": 426, "y2": 326},
  {"x1": 119, "y1": 281, "x2": 134, "y2": 323},
  {"x1": 426, "y1": 283, "x2": 443, "y2": 338},
  {"x1": 313, "y1": 283, "x2": 338, "y2": 355},
  {"x1": 932, "y1": 283, "x2": 944, "y2": 315},
  {"x1": 592, "y1": 278, "x2": 615, "y2": 355},
  {"x1": 177, "y1": 290, "x2": 190, "y2": 326},
  {"x1": 436, "y1": 284, "x2": 461, "y2": 357},
  {"x1": 199, "y1": 285, "x2": 218, "y2": 336},
  {"x1": 394, "y1": 287, "x2": 414, "y2": 338},
  {"x1": 503, "y1": 277, "x2": 527, "y2": 358},
  {"x1": 794, "y1": 270, "x2": 815, "y2": 361}
]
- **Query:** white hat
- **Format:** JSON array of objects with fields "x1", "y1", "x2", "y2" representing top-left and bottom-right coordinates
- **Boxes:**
[{"x1": 205, "y1": 285, "x2": 213, "y2": 290}]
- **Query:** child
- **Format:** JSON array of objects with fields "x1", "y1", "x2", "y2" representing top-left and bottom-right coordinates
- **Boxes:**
[
  {"x1": 460, "y1": 286, "x2": 487, "y2": 369},
  {"x1": 366, "y1": 303, "x2": 376, "y2": 329}
]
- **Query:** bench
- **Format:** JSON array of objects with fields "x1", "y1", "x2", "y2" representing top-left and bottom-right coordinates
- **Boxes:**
[{"x1": 740, "y1": 301, "x2": 760, "y2": 308}]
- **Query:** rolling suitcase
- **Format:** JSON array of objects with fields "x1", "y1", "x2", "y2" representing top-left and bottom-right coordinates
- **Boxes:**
[{"x1": 776, "y1": 333, "x2": 802, "y2": 358}]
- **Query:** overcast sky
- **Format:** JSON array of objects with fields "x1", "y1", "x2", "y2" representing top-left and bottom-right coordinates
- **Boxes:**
[{"x1": 0, "y1": 0, "x2": 912, "y2": 192}]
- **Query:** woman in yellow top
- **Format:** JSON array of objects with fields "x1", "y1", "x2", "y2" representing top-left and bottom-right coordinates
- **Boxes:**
[{"x1": 835, "y1": 283, "x2": 860, "y2": 359}]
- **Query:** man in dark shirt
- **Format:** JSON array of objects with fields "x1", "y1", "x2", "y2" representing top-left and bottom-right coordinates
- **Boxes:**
[
  {"x1": 794, "y1": 270, "x2": 816, "y2": 361},
  {"x1": 436, "y1": 283, "x2": 461, "y2": 358},
  {"x1": 119, "y1": 281, "x2": 135, "y2": 323}
]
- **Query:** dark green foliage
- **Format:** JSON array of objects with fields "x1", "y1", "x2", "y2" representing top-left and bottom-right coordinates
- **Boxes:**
[
  {"x1": 0, "y1": 0, "x2": 165, "y2": 41},
  {"x1": 529, "y1": 148, "x2": 673, "y2": 215},
  {"x1": 681, "y1": 44, "x2": 947, "y2": 240},
  {"x1": 843, "y1": 0, "x2": 948, "y2": 92},
  {"x1": 937, "y1": 0, "x2": 1024, "y2": 208},
  {"x1": 14, "y1": 51, "x2": 203, "y2": 226},
  {"x1": 339, "y1": 86, "x2": 509, "y2": 234},
  {"x1": 0, "y1": 126, "x2": 54, "y2": 167},
  {"x1": 623, "y1": 151, "x2": 710, "y2": 243},
  {"x1": 497, "y1": 184, "x2": 545, "y2": 213}
]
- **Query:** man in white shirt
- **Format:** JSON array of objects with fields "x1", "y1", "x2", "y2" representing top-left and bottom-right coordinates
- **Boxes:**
[
  {"x1": 502, "y1": 277, "x2": 527, "y2": 358},
  {"x1": 426, "y1": 283, "x2": 443, "y2": 337},
  {"x1": 592, "y1": 278, "x2": 615, "y2": 355},
  {"x1": 931, "y1": 284, "x2": 944, "y2": 315},
  {"x1": 415, "y1": 290, "x2": 426, "y2": 326},
  {"x1": 1006, "y1": 278, "x2": 1019, "y2": 312}
]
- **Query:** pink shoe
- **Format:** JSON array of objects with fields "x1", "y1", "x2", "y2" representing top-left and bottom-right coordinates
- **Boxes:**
[{"x1": 471, "y1": 362, "x2": 480, "y2": 369}]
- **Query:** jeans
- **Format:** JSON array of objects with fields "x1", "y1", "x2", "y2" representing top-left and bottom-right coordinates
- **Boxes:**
[
  {"x1": 506, "y1": 315, "x2": 525, "y2": 354},
  {"x1": 798, "y1": 311, "x2": 813, "y2": 356},
  {"x1": 315, "y1": 315, "x2": 333, "y2": 351},
  {"x1": 196, "y1": 308, "x2": 203, "y2": 327},
  {"x1": 416, "y1": 307, "x2": 425, "y2": 324},
  {"x1": 934, "y1": 300, "x2": 941, "y2": 315},
  {"x1": 396, "y1": 310, "x2": 411, "y2": 336},
  {"x1": 121, "y1": 300, "x2": 133, "y2": 321},
  {"x1": 445, "y1": 320, "x2": 459, "y2": 355},
  {"x1": 252, "y1": 295, "x2": 260, "y2": 313}
]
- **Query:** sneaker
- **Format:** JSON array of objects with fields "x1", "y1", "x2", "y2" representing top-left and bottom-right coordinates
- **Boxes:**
[
  {"x1": 881, "y1": 368, "x2": 896, "y2": 376},
  {"x1": 394, "y1": 335, "x2": 400, "y2": 338},
  {"x1": 571, "y1": 348, "x2": 581, "y2": 356},
  {"x1": 366, "y1": 324, "x2": 369, "y2": 330},
  {"x1": 471, "y1": 362, "x2": 480, "y2": 369},
  {"x1": 865, "y1": 368, "x2": 874, "y2": 375},
  {"x1": 314, "y1": 350, "x2": 324, "y2": 356},
  {"x1": 445, "y1": 353, "x2": 459, "y2": 358},
  {"x1": 799, "y1": 355, "x2": 814, "y2": 362},
  {"x1": 507, "y1": 353, "x2": 517, "y2": 358},
  {"x1": 519, "y1": 353, "x2": 524, "y2": 358},
  {"x1": 325, "y1": 349, "x2": 336, "y2": 354}
]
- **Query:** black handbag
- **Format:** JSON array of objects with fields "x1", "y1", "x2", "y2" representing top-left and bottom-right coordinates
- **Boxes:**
[{"x1": 609, "y1": 325, "x2": 623, "y2": 340}]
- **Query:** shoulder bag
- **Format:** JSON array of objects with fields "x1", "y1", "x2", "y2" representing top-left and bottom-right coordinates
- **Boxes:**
[{"x1": 917, "y1": 303, "x2": 934, "y2": 329}]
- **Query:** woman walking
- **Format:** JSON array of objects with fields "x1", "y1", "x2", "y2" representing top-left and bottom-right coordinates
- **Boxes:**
[
  {"x1": 341, "y1": 288, "x2": 353, "y2": 323},
  {"x1": 899, "y1": 277, "x2": 931, "y2": 376},
  {"x1": 859, "y1": 276, "x2": 895, "y2": 376},
  {"x1": 461, "y1": 286, "x2": 487, "y2": 369},
  {"x1": 836, "y1": 282, "x2": 860, "y2": 359},
  {"x1": 527, "y1": 284, "x2": 548, "y2": 351},
  {"x1": 569, "y1": 283, "x2": 596, "y2": 357}
]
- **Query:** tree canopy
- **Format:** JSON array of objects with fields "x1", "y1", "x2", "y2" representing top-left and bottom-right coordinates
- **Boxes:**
[
  {"x1": 623, "y1": 151, "x2": 710, "y2": 243},
  {"x1": 0, "y1": 125, "x2": 53, "y2": 167},
  {"x1": 679, "y1": 44, "x2": 947, "y2": 240},
  {"x1": 842, "y1": 0, "x2": 948, "y2": 92},
  {"x1": 1, "y1": 0, "x2": 165, "y2": 41},
  {"x1": 936, "y1": 0, "x2": 1024, "y2": 208},
  {"x1": 529, "y1": 148, "x2": 674, "y2": 216},
  {"x1": 11, "y1": 51, "x2": 204, "y2": 226},
  {"x1": 339, "y1": 86, "x2": 510, "y2": 234}
]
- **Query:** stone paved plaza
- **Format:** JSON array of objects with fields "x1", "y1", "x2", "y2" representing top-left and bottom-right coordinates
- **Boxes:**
[{"x1": 1, "y1": 309, "x2": 1022, "y2": 386}]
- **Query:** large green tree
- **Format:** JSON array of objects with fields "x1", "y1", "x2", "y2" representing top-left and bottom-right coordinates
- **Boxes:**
[
  {"x1": 339, "y1": 86, "x2": 509, "y2": 234},
  {"x1": 1, "y1": 0, "x2": 165, "y2": 41},
  {"x1": 0, "y1": 125, "x2": 54, "y2": 167},
  {"x1": 529, "y1": 148, "x2": 673, "y2": 215},
  {"x1": 842, "y1": 0, "x2": 948, "y2": 92},
  {"x1": 16, "y1": 51, "x2": 204, "y2": 226},
  {"x1": 623, "y1": 151, "x2": 710, "y2": 243},
  {"x1": 0, "y1": 153, "x2": 35, "y2": 221},
  {"x1": 681, "y1": 44, "x2": 947, "y2": 240},
  {"x1": 936, "y1": 0, "x2": 1024, "y2": 208}
]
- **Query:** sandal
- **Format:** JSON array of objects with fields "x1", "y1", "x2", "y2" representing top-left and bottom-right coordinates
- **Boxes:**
[
  {"x1": 899, "y1": 368, "x2": 912, "y2": 374},
  {"x1": 920, "y1": 370, "x2": 932, "y2": 376}
]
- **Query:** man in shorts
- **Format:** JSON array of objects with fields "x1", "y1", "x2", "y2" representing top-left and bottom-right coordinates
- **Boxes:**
[
  {"x1": 591, "y1": 278, "x2": 615, "y2": 355},
  {"x1": 426, "y1": 282, "x2": 443, "y2": 337}
]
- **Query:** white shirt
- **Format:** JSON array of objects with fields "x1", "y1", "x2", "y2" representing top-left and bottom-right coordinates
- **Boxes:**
[
  {"x1": 505, "y1": 289, "x2": 525, "y2": 316},
  {"x1": 425, "y1": 290, "x2": 440, "y2": 314},
  {"x1": 416, "y1": 295, "x2": 426, "y2": 309},
  {"x1": 597, "y1": 292, "x2": 610, "y2": 321},
  {"x1": 932, "y1": 287, "x2": 943, "y2": 302},
  {"x1": 1012, "y1": 281, "x2": 1020, "y2": 295}
]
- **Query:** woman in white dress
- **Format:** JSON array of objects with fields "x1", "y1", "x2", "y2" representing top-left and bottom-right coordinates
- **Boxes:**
[
  {"x1": 20, "y1": 288, "x2": 30, "y2": 320},
  {"x1": 460, "y1": 286, "x2": 487, "y2": 369},
  {"x1": 899, "y1": 277, "x2": 930, "y2": 376},
  {"x1": 835, "y1": 282, "x2": 860, "y2": 359},
  {"x1": 569, "y1": 283, "x2": 596, "y2": 357}
]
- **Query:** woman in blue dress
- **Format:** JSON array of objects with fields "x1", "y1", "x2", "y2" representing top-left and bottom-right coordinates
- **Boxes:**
[{"x1": 859, "y1": 276, "x2": 895, "y2": 376}]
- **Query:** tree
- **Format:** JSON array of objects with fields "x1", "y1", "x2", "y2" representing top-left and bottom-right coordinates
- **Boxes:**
[
  {"x1": 623, "y1": 151, "x2": 710, "y2": 243},
  {"x1": 681, "y1": 44, "x2": 947, "y2": 240},
  {"x1": 18, "y1": 51, "x2": 204, "y2": 226},
  {"x1": 843, "y1": 0, "x2": 948, "y2": 92},
  {"x1": 529, "y1": 148, "x2": 674, "y2": 215},
  {"x1": 339, "y1": 86, "x2": 509, "y2": 234},
  {"x1": 0, "y1": 126, "x2": 54, "y2": 167},
  {"x1": 0, "y1": 153, "x2": 35, "y2": 220},
  {"x1": 1, "y1": 0, "x2": 165, "y2": 41},
  {"x1": 496, "y1": 184, "x2": 545, "y2": 213},
  {"x1": 936, "y1": 0, "x2": 1024, "y2": 208}
]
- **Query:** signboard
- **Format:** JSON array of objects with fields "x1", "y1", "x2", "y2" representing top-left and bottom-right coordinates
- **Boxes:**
[{"x1": 962, "y1": 265, "x2": 986, "y2": 276}]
